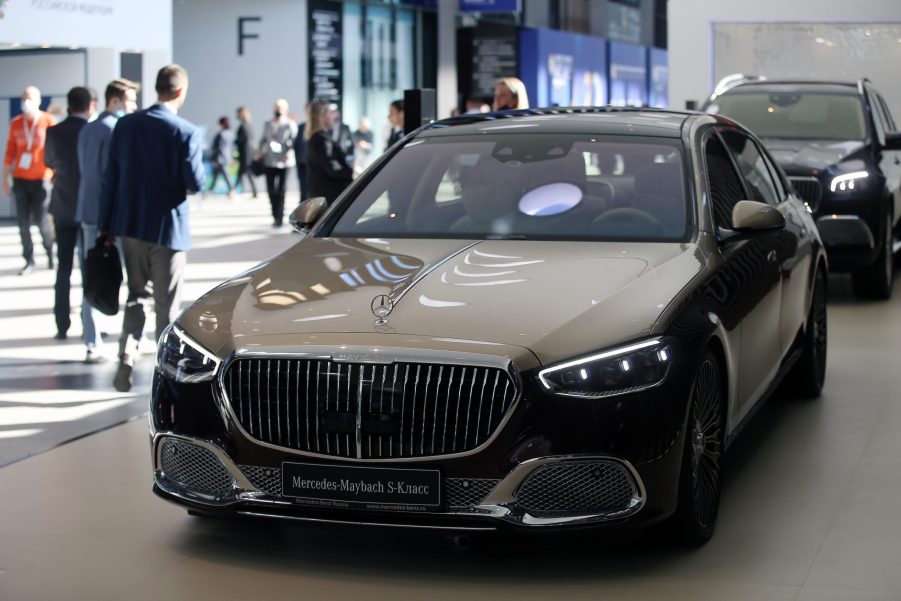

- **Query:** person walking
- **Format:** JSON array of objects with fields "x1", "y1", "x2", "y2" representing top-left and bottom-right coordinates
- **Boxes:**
[
  {"x1": 258, "y1": 98, "x2": 297, "y2": 227},
  {"x1": 493, "y1": 77, "x2": 530, "y2": 111},
  {"x1": 305, "y1": 99, "x2": 353, "y2": 205},
  {"x1": 294, "y1": 101, "x2": 310, "y2": 200},
  {"x1": 98, "y1": 64, "x2": 205, "y2": 392},
  {"x1": 44, "y1": 87, "x2": 92, "y2": 341},
  {"x1": 386, "y1": 99, "x2": 404, "y2": 147},
  {"x1": 75, "y1": 78, "x2": 139, "y2": 362},
  {"x1": 234, "y1": 106, "x2": 257, "y2": 198},
  {"x1": 352, "y1": 116, "x2": 374, "y2": 173},
  {"x1": 208, "y1": 116, "x2": 235, "y2": 198},
  {"x1": 3, "y1": 86, "x2": 55, "y2": 276}
]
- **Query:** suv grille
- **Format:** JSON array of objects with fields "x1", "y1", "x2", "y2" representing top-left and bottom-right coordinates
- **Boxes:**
[
  {"x1": 789, "y1": 177, "x2": 823, "y2": 211},
  {"x1": 224, "y1": 358, "x2": 517, "y2": 459}
]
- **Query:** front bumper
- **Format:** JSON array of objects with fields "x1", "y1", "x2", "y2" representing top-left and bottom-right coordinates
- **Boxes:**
[
  {"x1": 152, "y1": 432, "x2": 646, "y2": 530},
  {"x1": 149, "y1": 341, "x2": 697, "y2": 531}
]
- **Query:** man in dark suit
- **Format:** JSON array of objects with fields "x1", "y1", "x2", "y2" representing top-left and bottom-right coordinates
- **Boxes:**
[
  {"x1": 44, "y1": 86, "x2": 94, "y2": 341},
  {"x1": 98, "y1": 64, "x2": 205, "y2": 392}
]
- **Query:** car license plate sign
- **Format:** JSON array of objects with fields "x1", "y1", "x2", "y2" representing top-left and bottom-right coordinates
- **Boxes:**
[{"x1": 281, "y1": 462, "x2": 441, "y2": 508}]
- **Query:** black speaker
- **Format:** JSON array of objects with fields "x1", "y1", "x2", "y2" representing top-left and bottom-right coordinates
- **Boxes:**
[{"x1": 403, "y1": 88, "x2": 437, "y2": 134}]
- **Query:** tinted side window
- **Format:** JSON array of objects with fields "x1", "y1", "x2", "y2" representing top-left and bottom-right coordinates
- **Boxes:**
[
  {"x1": 759, "y1": 145, "x2": 787, "y2": 201},
  {"x1": 867, "y1": 88, "x2": 887, "y2": 144},
  {"x1": 705, "y1": 134, "x2": 747, "y2": 229},
  {"x1": 877, "y1": 94, "x2": 897, "y2": 131},
  {"x1": 721, "y1": 131, "x2": 780, "y2": 205}
]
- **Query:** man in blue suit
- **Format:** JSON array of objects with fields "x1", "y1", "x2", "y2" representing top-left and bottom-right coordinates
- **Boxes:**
[{"x1": 98, "y1": 64, "x2": 205, "y2": 392}]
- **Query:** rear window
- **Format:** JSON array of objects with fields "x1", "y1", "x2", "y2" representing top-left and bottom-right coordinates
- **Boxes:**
[
  {"x1": 710, "y1": 90, "x2": 867, "y2": 141},
  {"x1": 327, "y1": 134, "x2": 689, "y2": 242}
]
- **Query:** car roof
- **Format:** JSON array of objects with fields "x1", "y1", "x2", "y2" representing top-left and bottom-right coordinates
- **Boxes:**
[
  {"x1": 418, "y1": 107, "x2": 697, "y2": 139},
  {"x1": 723, "y1": 80, "x2": 860, "y2": 96}
]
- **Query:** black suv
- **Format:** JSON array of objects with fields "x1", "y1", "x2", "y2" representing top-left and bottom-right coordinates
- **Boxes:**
[{"x1": 705, "y1": 79, "x2": 901, "y2": 298}]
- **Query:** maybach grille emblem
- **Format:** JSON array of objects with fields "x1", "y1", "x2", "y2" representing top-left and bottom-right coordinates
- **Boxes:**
[{"x1": 371, "y1": 294, "x2": 394, "y2": 325}]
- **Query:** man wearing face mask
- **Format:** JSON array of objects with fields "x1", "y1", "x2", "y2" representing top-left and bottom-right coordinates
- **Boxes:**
[
  {"x1": 258, "y1": 98, "x2": 297, "y2": 227},
  {"x1": 74, "y1": 78, "x2": 139, "y2": 362},
  {"x1": 3, "y1": 86, "x2": 56, "y2": 276},
  {"x1": 98, "y1": 65, "x2": 205, "y2": 392}
]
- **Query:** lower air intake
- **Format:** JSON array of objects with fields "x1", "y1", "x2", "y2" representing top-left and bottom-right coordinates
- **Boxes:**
[
  {"x1": 515, "y1": 461, "x2": 637, "y2": 517},
  {"x1": 159, "y1": 438, "x2": 233, "y2": 498}
]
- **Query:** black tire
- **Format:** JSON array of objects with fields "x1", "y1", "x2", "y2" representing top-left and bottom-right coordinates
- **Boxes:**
[
  {"x1": 786, "y1": 270, "x2": 827, "y2": 398},
  {"x1": 852, "y1": 211, "x2": 893, "y2": 300},
  {"x1": 672, "y1": 349, "x2": 725, "y2": 546}
]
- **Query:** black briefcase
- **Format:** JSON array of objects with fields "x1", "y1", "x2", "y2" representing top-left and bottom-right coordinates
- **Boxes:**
[{"x1": 84, "y1": 241, "x2": 123, "y2": 316}]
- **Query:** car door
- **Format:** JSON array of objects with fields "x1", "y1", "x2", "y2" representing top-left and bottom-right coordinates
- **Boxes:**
[
  {"x1": 747, "y1": 135, "x2": 810, "y2": 351},
  {"x1": 869, "y1": 89, "x2": 901, "y2": 228},
  {"x1": 708, "y1": 130, "x2": 784, "y2": 420}
]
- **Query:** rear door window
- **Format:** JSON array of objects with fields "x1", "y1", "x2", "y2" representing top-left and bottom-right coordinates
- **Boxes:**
[{"x1": 720, "y1": 131, "x2": 780, "y2": 205}]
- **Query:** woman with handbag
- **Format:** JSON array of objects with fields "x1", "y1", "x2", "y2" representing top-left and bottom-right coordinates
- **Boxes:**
[
  {"x1": 234, "y1": 106, "x2": 258, "y2": 198},
  {"x1": 305, "y1": 100, "x2": 353, "y2": 206},
  {"x1": 258, "y1": 98, "x2": 298, "y2": 227}
]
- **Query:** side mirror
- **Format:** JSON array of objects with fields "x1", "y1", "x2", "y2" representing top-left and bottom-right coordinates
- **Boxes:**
[
  {"x1": 732, "y1": 200, "x2": 785, "y2": 231},
  {"x1": 289, "y1": 197, "x2": 328, "y2": 233},
  {"x1": 884, "y1": 132, "x2": 901, "y2": 151}
]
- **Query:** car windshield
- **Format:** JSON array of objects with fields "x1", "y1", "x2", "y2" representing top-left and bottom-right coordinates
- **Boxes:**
[
  {"x1": 711, "y1": 90, "x2": 867, "y2": 141},
  {"x1": 328, "y1": 134, "x2": 688, "y2": 242}
]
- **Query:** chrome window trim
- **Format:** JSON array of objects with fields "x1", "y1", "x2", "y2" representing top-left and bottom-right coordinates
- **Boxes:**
[{"x1": 215, "y1": 346, "x2": 523, "y2": 463}]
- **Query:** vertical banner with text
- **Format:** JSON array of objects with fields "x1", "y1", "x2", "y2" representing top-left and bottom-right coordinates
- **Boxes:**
[{"x1": 309, "y1": 0, "x2": 343, "y2": 112}]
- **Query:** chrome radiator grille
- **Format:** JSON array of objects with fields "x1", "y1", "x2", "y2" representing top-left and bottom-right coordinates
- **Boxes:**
[
  {"x1": 789, "y1": 177, "x2": 823, "y2": 211},
  {"x1": 223, "y1": 358, "x2": 517, "y2": 459}
]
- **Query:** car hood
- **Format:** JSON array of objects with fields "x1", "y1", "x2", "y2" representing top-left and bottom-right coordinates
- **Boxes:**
[
  {"x1": 179, "y1": 237, "x2": 705, "y2": 366},
  {"x1": 760, "y1": 138, "x2": 868, "y2": 174}
]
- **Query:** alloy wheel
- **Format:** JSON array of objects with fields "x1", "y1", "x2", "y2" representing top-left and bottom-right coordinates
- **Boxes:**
[{"x1": 689, "y1": 357, "x2": 723, "y2": 528}]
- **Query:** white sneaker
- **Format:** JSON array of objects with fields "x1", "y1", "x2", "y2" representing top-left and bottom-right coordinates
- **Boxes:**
[{"x1": 84, "y1": 348, "x2": 109, "y2": 364}]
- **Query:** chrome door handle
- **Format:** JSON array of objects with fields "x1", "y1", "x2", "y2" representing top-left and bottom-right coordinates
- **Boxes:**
[{"x1": 767, "y1": 250, "x2": 778, "y2": 263}]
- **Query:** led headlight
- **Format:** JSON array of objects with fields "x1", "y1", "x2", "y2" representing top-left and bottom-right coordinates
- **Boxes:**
[
  {"x1": 829, "y1": 170, "x2": 868, "y2": 193},
  {"x1": 537, "y1": 338, "x2": 672, "y2": 399},
  {"x1": 155, "y1": 324, "x2": 221, "y2": 383}
]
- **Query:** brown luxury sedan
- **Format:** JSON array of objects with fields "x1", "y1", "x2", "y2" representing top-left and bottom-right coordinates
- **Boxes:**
[{"x1": 151, "y1": 107, "x2": 827, "y2": 544}]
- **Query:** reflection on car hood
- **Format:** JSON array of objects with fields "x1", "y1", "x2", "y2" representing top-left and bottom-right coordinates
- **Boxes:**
[
  {"x1": 760, "y1": 138, "x2": 867, "y2": 174},
  {"x1": 180, "y1": 237, "x2": 704, "y2": 365}
]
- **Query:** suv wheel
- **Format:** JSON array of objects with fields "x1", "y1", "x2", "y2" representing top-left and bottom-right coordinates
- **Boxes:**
[{"x1": 852, "y1": 210, "x2": 894, "y2": 300}]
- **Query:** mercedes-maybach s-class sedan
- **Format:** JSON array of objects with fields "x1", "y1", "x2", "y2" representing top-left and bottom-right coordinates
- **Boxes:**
[{"x1": 151, "y1": 108, "x2": 827, "y2": 544}]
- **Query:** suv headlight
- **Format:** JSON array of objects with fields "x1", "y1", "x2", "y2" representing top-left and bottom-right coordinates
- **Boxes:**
[
  {"x1": 538, "y1": 338, "x2": 672, "y2": 399},
  {"x1": 156, "y1": 324, "x2": 221, "y2": 383},
  {"x1": 829, "y1": 170, "x2": 868, "y2": 193}
]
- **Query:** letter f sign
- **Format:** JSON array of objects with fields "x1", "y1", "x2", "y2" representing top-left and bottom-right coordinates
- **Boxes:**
[{"x1": 238, "y1": 16, "x2": 262, "y2": 56}]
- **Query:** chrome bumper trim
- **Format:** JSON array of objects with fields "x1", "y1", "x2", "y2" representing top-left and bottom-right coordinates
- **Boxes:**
[{"x1": 238, "y1": 511, "x2": 497, "y2": 531}]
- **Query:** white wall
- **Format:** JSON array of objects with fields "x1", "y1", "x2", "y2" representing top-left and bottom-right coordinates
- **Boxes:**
[
  {"x1": 668, "y1": 0, "x2": 901, "y2": 110},
  {"x1": 173, "y1": 0, "x2": 308, "y2": 158},
  {"x1": 0, "y1": 0, "x2": 171, "y2": 53}
]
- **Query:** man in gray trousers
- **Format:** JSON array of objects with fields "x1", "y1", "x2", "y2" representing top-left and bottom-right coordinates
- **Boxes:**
[
  {"x1": 76, "y1": 78, "x2": 139, "y2": 362},
  {"x1": 98, "y1": 65, "x2": 205, "y2": 392}
]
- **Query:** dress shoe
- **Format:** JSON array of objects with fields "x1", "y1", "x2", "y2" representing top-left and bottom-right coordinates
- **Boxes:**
[
  {"x1": 53, "y1": 331, "x2": 68, "y2": 340},
  {"x1": 114, "y1": 361, "x2": 134, "y2": 393},
  {"x1": 48, "y1": 255, "x2": 55, "y2": 269},
  {"x1": 18, "y1": 262, "x2": 35, "y2": 276}
]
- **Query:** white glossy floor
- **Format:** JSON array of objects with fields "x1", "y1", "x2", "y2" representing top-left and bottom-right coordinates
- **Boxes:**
[{"x1": 2, "y1": 199, "x2": 901, "y2": 600}]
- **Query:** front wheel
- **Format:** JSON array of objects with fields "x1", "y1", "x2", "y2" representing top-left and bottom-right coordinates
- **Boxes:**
[{"x1": 671, "y1": 349, "x2": 725, "y2": 545}]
